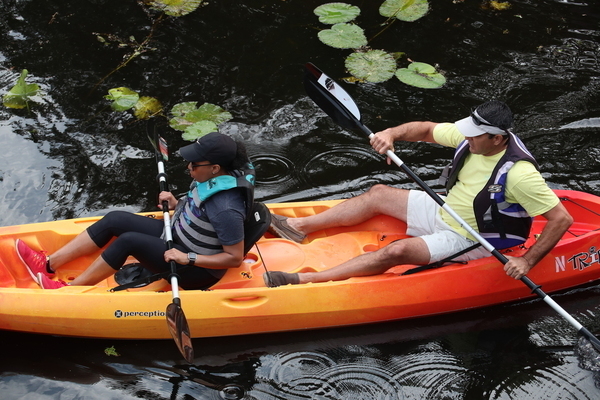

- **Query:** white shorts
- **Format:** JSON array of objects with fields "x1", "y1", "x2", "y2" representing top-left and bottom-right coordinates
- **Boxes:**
[{"x1": 406, "y1": 190, "x2": 491, "y2": 263}]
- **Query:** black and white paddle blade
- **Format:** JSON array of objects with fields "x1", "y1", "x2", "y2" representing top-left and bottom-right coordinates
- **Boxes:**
[{"x1": 303, "y1": 63, "x2": 366, "y2": 135}]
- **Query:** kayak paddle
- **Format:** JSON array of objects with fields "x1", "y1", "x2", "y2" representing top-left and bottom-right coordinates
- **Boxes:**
[
  {"x1": 150, "y1": 122, "x2": 195, "y2": 363},
  {"x1": 303, "y1": 62, "x2": 600, "y2": 351}
]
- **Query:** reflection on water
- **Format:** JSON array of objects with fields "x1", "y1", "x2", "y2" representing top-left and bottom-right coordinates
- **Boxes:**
[
  {"x1": 2, "y1": 0, "x2": 600, "y2": 398},
  {"x1": 2, "y1": 286, "x2": 600, "y2": 399}
]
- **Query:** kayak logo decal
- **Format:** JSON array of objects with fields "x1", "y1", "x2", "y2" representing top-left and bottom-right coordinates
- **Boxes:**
[
  {"x1": 114, "y1": 310, "x2": 166, "y2": 318},
  {"x1": 555, "y1": 246, "x2": 600, "y2": 272}
]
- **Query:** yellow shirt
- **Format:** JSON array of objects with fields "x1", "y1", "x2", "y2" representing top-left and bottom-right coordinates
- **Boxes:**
[{"x1": 433, "y1": 123, "x2": 559, "y2": 239}]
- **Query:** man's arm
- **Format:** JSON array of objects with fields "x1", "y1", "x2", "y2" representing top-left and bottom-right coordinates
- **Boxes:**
[
  {"x1": 504, "y1": 201, "x2": 573, "y2": 279},
  {"x1": 370, "y1": 121, "x2": 439, "y2": 156}
]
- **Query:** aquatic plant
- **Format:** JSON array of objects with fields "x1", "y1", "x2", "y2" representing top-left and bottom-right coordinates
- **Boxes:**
[
  {"x1": 104, "y1": 87, "x2": 163, "y2": 119},
  {"x1": 313, "y1": 1, "x2": 446, "y2": 89},
  {"x1": 169, "y1": 102, "x2": 233, "y2": 141},
  {"x1": 105, "y1": 87, "x2": 231, "y2": 141},
  {"x1": 2, "y1": 69, "x2": 40, "y2": 110},
  {"x1": 91, "y1": 0, "x2": 205, "y2": 93},
  {"x1": 145, "y1": 0, "x2": 204, "y2": 17}
]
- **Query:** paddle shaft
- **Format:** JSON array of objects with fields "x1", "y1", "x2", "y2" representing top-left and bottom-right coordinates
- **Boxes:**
[
  {"x1": 303, "y1": 63, "x2": 600, "y2": 348},
  {"x1": 156, "y1": 158, "x2": 182, "y2": 304}
]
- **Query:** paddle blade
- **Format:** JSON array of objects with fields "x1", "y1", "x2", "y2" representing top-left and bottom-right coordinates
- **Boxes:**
[
  {"x1": 158, "y1": 135, "x2": 169, "y2": 161},
  {"x1": 303, "y1": 63, "x2": 367, "y2": 136},
  {"x1": 146, "y1": 120, "x2": 169, "y2": 161},
  {"x1": 166, "y1": 302, "x2": 194, "y2": 363}
]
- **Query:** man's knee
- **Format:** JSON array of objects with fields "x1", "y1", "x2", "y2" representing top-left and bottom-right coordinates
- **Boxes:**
[
  {"x1": 381, "y1": 238, "x2": 430, "y2": 265},
  {"x1": 365, "y1": 184, "x2": 403, "y2": 201},
  {"x1": 383, "y1": 239, "x2": 408, "y2": 260}
]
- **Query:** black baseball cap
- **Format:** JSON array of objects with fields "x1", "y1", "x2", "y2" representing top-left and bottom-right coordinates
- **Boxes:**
[{"x1": 179, "y1": 132, "x2": 237, "y2": 165}]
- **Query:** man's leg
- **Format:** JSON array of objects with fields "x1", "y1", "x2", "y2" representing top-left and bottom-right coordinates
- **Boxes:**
[
  {"x1": 288, "y1": 185, "x2": 410, "y2": 236},
  {"x1": 297, "y1": 236, "x2": 431, "y2": 283},
  {"x1": 265, "y1": 236, "x2": 431, "y2": 287}
]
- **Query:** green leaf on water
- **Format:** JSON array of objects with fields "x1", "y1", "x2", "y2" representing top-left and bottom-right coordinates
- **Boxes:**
[
  {"x1": 182, "y1": 120, "x2": 218, "y2": 141},
  {"x1": 169, "y1": 102, "x2": 232, "y2": 139},
  {"x1": 105, "y1": 87, "x2": 139, "y2": 111},
  {"x1": 379, "y1": 0, "x2": 430, "y2": 22},
  {"x1": 133, "y1": 96, "x2": 163, "y2": 120},
  {"x1": 345, "y1": 50, "x2": 397, "y2": 82},
  {"x1": 104, "y1": 346, "x2": 120, "y2": 356},
  {"x1": 147, "y1": 0, "x2": 204, "y2": 17},
  {"x1": 188, "y1": 103, "x2": 233, "y2": 125},
  {"x1": 314, "y1": 3, "x2": 361, "y2": 24},
  {"x1": 395, "y1": 62, "x2": 446, "y2": 89},
  {"x1": 318, "y1": 23, "x2": 368, "y2": 49},
  {"x1": 2, "y1": 69, "x2": 40, "y2": 109}
]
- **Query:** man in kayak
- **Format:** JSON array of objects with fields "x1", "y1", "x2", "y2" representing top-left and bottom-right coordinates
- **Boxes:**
[
  {"x1": 264, "y1": 100, "x2": 573, "y2": 287},
  {"x1": 17, "y1": 132, "x2": 255, "y2": 290}
]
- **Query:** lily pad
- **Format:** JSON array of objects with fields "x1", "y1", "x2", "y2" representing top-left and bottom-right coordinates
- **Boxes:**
[
  {"x1": 2, "y1": 69, "x2": 40, "y2": 109},
  {"x1": 182, "y1": 120, "x2": 218, "y2": 141},
  {"x1": 105, "y1": 87, "x2": 139, "y2": 111},
  {"x1": 318, "y1": 23, "x2": 368, "y2": 49},
  {"x1": 188, "y1": 103, "x2": 233, "y2": 125},
  {"x1": 169, "y1": 101, "x2": 232, "y2": 141},
  {"x1": 147, "y1": 0, "x2": 203, "y2": 17},
  {"x1": 133, "y1": 96, "x2": 163, "y2": 119},
  {"x1": 379, "y1": 0, "x2": 430, "y2": 22},
  {"x1": 314, "y1": 3, "x2": 361, "y2": 24},
  {"x1": 345, "y1": 50, "x2": 397, "y2": 83},
  {"x1": 395, "y1": 62, "x2": 446, "y2": 89},
  {"x1": 171, "y1": 101, "x2": 198, "y2": 117}
]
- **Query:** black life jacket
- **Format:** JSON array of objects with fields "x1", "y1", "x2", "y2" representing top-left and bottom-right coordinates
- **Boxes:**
[{"x1": 443, "y1": 133, "x2": 539, "y2": 249}]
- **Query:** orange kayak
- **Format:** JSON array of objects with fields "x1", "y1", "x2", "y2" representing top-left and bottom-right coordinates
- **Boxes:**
[{"x1": 0, "y1": 189, "x2": 599, "y2": 339}]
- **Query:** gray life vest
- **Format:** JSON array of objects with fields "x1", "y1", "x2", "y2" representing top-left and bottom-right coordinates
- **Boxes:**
[{"x1": 171, "y1": 163, "x2": 255, "y2": 255}]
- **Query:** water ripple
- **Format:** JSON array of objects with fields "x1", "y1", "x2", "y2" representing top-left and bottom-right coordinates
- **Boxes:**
[{"x1": 256, "y1": 351, "x2": 405, "y2": 400}]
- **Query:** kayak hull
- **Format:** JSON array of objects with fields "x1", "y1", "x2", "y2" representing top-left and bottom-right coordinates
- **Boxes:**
[{"x1": 1, "y1": 190, "x2": 600, "y2": 339}]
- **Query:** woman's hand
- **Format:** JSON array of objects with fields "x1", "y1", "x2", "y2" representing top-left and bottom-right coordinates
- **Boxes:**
[
  {"x1": 164, "y1": 248, "x2": 188, "y2": 265},
  {"x1": 158, "y1": 191, "x2": 178, "y2": 210}
]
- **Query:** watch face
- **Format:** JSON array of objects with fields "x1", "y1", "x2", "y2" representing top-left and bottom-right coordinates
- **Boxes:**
[{"x1": 188, "y1": 253, "x2": 196, "y2": 264}]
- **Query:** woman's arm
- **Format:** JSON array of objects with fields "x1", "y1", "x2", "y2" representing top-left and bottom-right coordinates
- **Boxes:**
[{"x1": 164, "y1": 241, "x2": 245, "y2": 269}]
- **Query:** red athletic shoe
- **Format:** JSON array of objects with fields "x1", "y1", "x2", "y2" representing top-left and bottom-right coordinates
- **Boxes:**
[
  {"x1": 37, "y1": 273, "x2": 68, "y2": 289},
  {"x1": 16, "y1": 239, "x2": 53, "y2": 284}
]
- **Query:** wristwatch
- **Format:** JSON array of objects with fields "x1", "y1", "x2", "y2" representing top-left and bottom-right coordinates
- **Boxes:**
[{"x1": 187, "y1": 252, "x2": 197, "y2": 265}]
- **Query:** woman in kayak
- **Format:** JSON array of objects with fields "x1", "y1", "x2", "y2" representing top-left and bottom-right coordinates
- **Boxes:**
[{"x1": 17, "y1": 132, "x2": 255, "y2": 290}]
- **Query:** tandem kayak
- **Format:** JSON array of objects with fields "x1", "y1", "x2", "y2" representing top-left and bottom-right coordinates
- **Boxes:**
[{"x1": 0, "y1": 189, "x2": 599, "y2": 340}]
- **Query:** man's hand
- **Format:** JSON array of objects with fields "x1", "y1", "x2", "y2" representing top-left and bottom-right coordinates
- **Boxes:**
[{"x1": 503, "y1": 255, "x2": 532, "y2": 280}]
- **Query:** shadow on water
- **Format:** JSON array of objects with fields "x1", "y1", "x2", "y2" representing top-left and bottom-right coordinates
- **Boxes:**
[{"x1": 2, "y1": 0, "x2": 600, "y2": 398}]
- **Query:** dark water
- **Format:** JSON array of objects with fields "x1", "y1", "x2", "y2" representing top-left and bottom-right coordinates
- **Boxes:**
[{"x1": 1, "y1": 0, "x2": 600, "y2": 398}]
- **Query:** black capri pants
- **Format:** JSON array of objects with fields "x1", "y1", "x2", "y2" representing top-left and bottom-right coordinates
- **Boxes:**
[{"x1": 86, "y1": 211, "x2": 222, "y2": 290}]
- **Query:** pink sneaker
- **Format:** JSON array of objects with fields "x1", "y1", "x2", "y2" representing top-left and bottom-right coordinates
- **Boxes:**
[
  {"x1": 16, "y1": 239, "x2": 54, "y2": 284},
  {"x1": 37, "y1": 273, "x2": 68, "y2": 289}
]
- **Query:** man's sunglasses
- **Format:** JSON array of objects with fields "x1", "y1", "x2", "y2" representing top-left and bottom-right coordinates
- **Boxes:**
[{"x1": 470, "y1": 110, "x2": 497, "y2": 127}]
